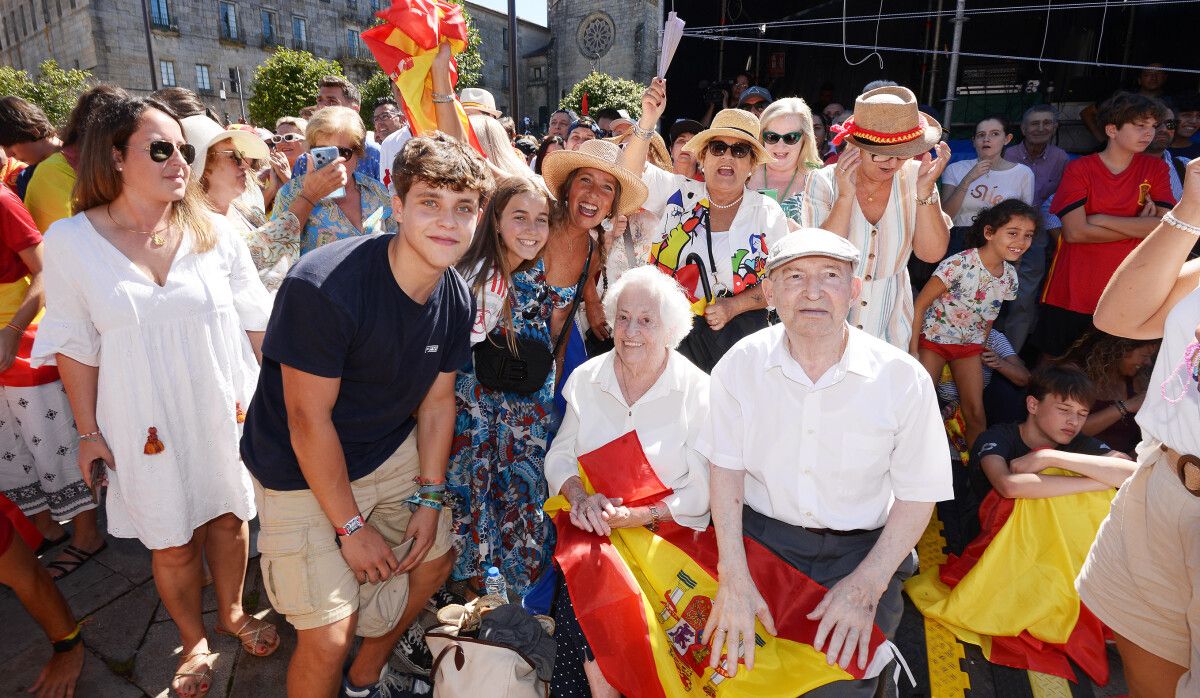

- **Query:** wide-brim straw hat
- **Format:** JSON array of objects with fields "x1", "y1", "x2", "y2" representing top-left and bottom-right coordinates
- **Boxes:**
[
  {"x1": 830, "y1": 85, "x2": 942, "y2": 159},
  {"x1": 682, "y1": 108, "x2": 774, "y2": 166},
  {"x1": 181, "y1": 115, "x2": 270, "y2": 180},
  {"x1": 541, "y1": 139, "x2": 649, "y2": 216}
]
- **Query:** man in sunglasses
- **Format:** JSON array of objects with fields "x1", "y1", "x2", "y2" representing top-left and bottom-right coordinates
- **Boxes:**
[
  {"x1": 737, "y1": 86, "x2": 773, "y2": 118},
  {"x1": 292, "y1": 76, "x2": 383, "y2": 184},
  {"x1": 1147, "y1": 106, "x2": 1184, "y2": 201}
]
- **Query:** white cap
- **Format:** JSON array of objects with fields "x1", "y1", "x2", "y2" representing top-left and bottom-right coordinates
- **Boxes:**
[
  {"x1": 180, "y1": 115, "x2": 270, "y2": 180},
  {"x1": 766, "y1": 228, "x2": 862, "y2": 275},
  {"x1": 459, "y1": 87, "x2": 500, "y2": 117}
]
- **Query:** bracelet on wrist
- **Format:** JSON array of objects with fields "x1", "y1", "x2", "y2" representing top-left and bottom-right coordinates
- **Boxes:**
[
  {"x1": 1114, "y1": 400, "x2": 1129, "y2": 418},
  {"x1": 915, "y1": 190, "x2": 939, "y2": 206},
  {"x1": 298, "y1": 192, "x2": 318, "y2": 208},
  {"x1": 1162, "y1": 210, "x2": 1200, "y2": 238},
  {"x1": 432, "y1": 92, "x2": 454, "y2": 104},
  {"x1": 335, "y1": 513, "x2": 365, "y2": 537},
  {"x1": 404, "y1": 493, "x2": 444, "y2": 511},
  {"x1": 79, "y1": 430, "x2": 103, "y2": 443},
  {"x1": 414, "y1": 475, "x2": 446, "y2": 486},
  {"x1": 3, "y1": 322, "x2": 22, "y2": 334},
  {"x1": 631, "y1": 122, "x2": 655, "y2": 141},
  {"x1": 52, "y1": 623, "x2": 83, "y2": 653}
]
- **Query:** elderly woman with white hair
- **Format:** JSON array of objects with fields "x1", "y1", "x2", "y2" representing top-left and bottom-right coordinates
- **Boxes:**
[{"x1": 545, "y1": 265, "x2": 710, "y2": 698}]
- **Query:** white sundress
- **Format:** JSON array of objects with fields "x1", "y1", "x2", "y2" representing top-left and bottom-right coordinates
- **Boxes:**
[{"x1": 31, "y1": 211, "x2": 272, "y2": 550}]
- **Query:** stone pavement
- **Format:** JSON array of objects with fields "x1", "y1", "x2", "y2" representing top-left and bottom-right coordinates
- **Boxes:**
[{"x1": 0, "y1": 528, "x2": 295, "y2": 698}]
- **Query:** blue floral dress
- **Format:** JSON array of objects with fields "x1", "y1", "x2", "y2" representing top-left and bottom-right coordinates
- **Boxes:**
[
  {"x1": 447, "y1": 259, "x2": 576, "y2": 595},
  {"x1": 271, "y1": 171, "x2": 394, "y2": 256}
]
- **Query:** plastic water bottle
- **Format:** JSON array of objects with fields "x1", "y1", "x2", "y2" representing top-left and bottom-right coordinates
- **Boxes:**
[{"x1": 484, "y1": 566, "x2": 508, "y2": 601}]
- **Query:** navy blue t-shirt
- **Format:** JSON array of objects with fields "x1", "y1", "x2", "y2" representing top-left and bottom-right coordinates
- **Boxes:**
[{"x1": 240, "y1": 233, "x2": 473, "y2": 491}]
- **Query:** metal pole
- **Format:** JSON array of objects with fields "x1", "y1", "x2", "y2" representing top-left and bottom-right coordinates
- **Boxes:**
[
  {"x1": 507, "y1": 0, "x2": 519, "y2": 120},
  {"x1": 236, "y1": 66, "x2": 247, "y2": 122},
  {"x1": 139, "y1": 0, "x2": 158, "y2": 91},
  {"x1": 942, "y1": 0, "x2": 966, "y2": 133},
  {"x1": 926, "y1": 0, "x2": 944, "y2": 105},
  {"x1": 717, "y1": 0, "x2": 727, "y2": 79}
]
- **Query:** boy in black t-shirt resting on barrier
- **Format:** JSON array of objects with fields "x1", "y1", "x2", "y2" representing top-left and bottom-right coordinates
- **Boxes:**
[{"x1": 240, "y1": 133, "x2": 494, "y2": 698}]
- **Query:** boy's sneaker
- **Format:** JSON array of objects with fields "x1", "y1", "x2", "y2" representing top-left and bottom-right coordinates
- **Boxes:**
[{"x1": 341, "y1": 665, "x2": 415, "y2": 698}]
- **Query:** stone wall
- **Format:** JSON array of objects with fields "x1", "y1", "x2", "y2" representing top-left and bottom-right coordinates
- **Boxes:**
[
  {"x1": 546, "y1": 0, "x2": 660, "y2": 108},
  {"x1": 468, "y1": 4, "x2": 550, "y2": 124}
]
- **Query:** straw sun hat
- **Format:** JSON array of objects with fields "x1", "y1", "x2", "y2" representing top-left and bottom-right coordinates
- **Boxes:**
[
  {"x1": 540, "y1": 139, "x2": 649, "y2": 216},
  {"x1": 181, "y1": 115, "x2": 270, "y2": 181},
  {"x1": 829, "y1": 85, "x2": 942, "y2": 159},
  {"x1": 682, "y1": 108, "x2": 774, "y2": 167}
]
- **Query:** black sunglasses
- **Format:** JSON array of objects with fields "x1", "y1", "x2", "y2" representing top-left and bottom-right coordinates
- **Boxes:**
[
  {"x1": 270, "y1": 133, "x2": 305, "y2": 144},
  {"x1": 707, "y1": 140, "x2": 754, "y2": 159},
  {"x1": 122, "y1": 140, "x2": 196, "y2": 164},
  {"x1": 212, "y1": 149, "x2": 248, "y2": 168},
  {"x1": 763, "y1": 130, "x2": 804, "y2": 145}
]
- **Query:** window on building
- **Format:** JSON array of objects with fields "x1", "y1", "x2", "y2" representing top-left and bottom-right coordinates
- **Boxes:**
[
  {"x1": 531, "y1": 65, "x2": 542, "y2": 80},
  {"x1": 219, "y1": 1, "x2": 238, "y2": 40},
  {"x1": 19, "y1": 5, "x2": 28, "y2": 35},
  {"x1": 195, "y1": 64, "x2": 211, "y2": 91},
  {"x1": 149, "y1": 0, "x2": 170, "y2": 28},
  {"x1": 369, "y1": 0, "x2": 381, "y2": 13},
  {"x1": 260, "y1": 9, "x2": 275, "y2": 43},
  {"x1": 160, "y1": 60, "x2": 176, "y2": 87},
  {"x1": 27, "y1": 1, "x2": 35, "y2": 30},
  {"x1": 40, "y1": 0, "x2": 49, "y2": 24},
  {"x1": 291, "y1": 16, "x2": 307, "y2": 49},
  {"x1": 502, "y1": 28, "x2": 508, "y2": 50},
  {"x1": 229, "y1": 67, "x2": 240, "y2": 93},
  {"x1": 346, "y1": 28, "x2": 360, "y2": 58},
  {"x1": 346, "y1": 0, "x2": 357, "y2": 10},
  {"x1": 501, "y1": 65, "x2": 509, "y2": 87}
]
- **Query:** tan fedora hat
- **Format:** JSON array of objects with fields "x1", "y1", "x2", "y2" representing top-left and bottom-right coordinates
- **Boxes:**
[
  {"x1": 682, "y1": 108, "x2": 774, "y2": 166},
  {"x1": 829, "y1": 86, "x2": 941, "y2": 159},
  {"x1": 541, "y1": 139, "x2": 649, "y2": 216}
]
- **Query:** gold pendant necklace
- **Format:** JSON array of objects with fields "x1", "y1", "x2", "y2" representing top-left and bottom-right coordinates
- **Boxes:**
[{"x1": 108, "y1": 206, "x2": 169, "y2": 247}]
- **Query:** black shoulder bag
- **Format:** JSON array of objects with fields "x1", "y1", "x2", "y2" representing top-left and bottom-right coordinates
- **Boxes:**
[{"x1": 472, "y1": 241, "x2": 593, "y2": 394}]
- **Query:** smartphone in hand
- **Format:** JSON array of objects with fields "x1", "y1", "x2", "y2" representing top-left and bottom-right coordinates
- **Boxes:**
[
  {"x1": 309, "y1": 146, "x2": 347, "y2": 200},
  {"x1": 89, "y1": 458, "x2": 108, "y2": 504}
]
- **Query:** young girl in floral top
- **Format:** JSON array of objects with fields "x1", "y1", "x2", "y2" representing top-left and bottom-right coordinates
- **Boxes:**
[{"x1": 912, "y1": 199, "x2": 1039, "y2": 447}]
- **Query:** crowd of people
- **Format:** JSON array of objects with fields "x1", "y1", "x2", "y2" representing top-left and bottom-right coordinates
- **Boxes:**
[{"x1": 0, "y1": 48, "x2": 1198, "y2": 698}]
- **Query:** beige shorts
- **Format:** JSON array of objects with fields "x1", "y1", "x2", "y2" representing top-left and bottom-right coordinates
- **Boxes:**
[
  {"x1": 1076, "y1": 440, "x2": 1200, "y2": 693},
  {"x1": 253, "y1": 433, "x2": 453, "y2": 632}
]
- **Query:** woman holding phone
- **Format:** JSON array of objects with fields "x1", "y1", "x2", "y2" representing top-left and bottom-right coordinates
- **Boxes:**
[{"x1": 270, "y1": 106, "x2": 394, "y2": 256}]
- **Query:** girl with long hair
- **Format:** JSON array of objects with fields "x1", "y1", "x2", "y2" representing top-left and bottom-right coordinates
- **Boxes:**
[{"x1": 1058, "y1": 330, "x2": 1160, "y2": 456}]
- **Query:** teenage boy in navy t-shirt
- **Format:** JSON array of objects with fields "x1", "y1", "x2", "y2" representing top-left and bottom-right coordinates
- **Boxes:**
[
  {"x1": 1035, "y1": 92, "x2": 1175, "y2": 357},
  {"x1": 241, "y1": 133, "x2": 493, "y2": 698}
]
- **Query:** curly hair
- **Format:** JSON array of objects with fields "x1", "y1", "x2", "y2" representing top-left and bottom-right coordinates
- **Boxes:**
[
  {"x1": 392, "y1": 131, "x2": 494, "y2": 201},
  {"x1": 964, "y1": 198, "x2": 1040, "y2": 248},
  {"x1": 1057, "y1": 329, "x2": 1160, "y2": 392}
]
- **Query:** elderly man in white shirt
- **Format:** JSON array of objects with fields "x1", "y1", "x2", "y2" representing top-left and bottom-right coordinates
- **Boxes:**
[{"x1": 699, "y1": 228, "x2": 953, "y2": 696}]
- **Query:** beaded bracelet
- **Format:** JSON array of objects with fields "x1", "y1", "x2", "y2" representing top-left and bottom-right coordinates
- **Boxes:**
[
  {"x1": 79, "y1": 430, "x2": 103, "y2": 443},
  {"x1": 1162, "y1": 211, "x2": 1200, "y2": 238},
  {"x1": 432, "y1": 92, "x2": 454, "y2": 104}
]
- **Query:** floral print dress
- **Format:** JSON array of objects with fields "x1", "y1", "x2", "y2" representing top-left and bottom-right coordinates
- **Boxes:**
[
  {"x1": 921, "y1": 247, "x2": 1018, "y2": 345},
  {"x1": 271, "y1": 171, "x2": 394, "y2": 256},
  {"x1": 447, "y1": 259, "x2": 575, "y2": 595}
]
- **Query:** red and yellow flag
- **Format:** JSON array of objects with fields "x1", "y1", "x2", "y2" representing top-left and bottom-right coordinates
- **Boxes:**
[
  {"x1": 362, "y1": 0, "x2": 482, "y2": 154},
  {"x1": 545, "y1": 432, "x2": 899, "y2": 697},
  {"x1": 906, "y1": 471, "x2": 1113, "y2": 685}
]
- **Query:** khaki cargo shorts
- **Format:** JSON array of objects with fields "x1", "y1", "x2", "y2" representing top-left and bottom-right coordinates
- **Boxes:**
[{"x1": 253, "y1": 433, "x2": 453, "y2": 632}]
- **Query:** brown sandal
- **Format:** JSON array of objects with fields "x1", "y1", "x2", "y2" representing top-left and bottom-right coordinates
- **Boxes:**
[
  {"x1": 171, "y1": 652, "x2": 213, "y2": 698},
  {"x1": 216, "y1": 617, "x2": 280, "y2": 657}
]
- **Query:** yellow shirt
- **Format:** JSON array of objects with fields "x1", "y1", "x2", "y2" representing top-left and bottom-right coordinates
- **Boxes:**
[{"x1": 24, "y1": 152, "x2": 75, "y2": 233}]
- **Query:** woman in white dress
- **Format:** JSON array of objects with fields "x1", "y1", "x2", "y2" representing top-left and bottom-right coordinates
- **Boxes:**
[{"x1": 31, "y1": 96, "x2": 276, "y2": 698}]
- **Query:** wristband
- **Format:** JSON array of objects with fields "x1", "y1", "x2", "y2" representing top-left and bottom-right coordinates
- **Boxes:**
[
  {"x1": 52, "y1": 624, "x2": 83, "y2": 653},
  {"x1": 404, "y1": 493, "x2": 444, "y2": 511},
  {"x1": 79, "y1": 430, "x2": 103, "y2": 442},
  {"x1": 335, "y1": 514, "x2": 365, "y2": 537},
  {"x1": 1115, "y1": 400, "x2": 1130, "y2": 418},
  {"x1": 415, "y1": 475, "x2": 446, "y2": 486}
]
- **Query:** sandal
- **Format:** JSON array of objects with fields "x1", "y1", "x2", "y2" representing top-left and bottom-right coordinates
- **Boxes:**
[
  {"x1": 46, "y1": 542, "x2": 108, "y2": 580},
  {"x1": 216, "y1": 617, "x2": 280, "y2": 657},
  {"x1": 171, "y1": 651, "x2": 213, "y2": 698}
]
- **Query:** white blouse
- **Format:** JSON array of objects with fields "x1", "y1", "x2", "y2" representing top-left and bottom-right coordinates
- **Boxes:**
[
  {"x1": 545, "y1": 350, "x2": 712, "y2": 530},
  {"x1": 1137, "y1": 281, "x2": 1200, "y2": 454}
]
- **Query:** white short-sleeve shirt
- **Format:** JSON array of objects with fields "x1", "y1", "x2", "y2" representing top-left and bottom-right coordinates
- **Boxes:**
[
  {"x1": 698, "y1": 324, "x2": 953, "y2": 530},
  {"x1": 941, "y1": 159, "x2": 1035, "y2": 227}
]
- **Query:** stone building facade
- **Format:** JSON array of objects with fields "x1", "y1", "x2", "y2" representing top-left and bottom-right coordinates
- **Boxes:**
[
  {"x1": 0, "y1": 0, "x2": 549, "y2": 127},
  {"x1": 461, "y1": 3, "x2": 549, "y2": 128},
  {"x1": 545, "y1": 0, "x2": 660, "y2": 106}
]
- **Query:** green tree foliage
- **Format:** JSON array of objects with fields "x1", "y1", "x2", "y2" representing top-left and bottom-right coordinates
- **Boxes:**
[
  {"x1": 559, "y1": 72, "x2": 645, "y2": 119},
  {"x1": 0, "y1": 60, "x2": 91, "y2": 128},
  {"x1": 446, "y1": 0, "x2": 482, "y2": 89},
  {"x1": 248, "y1": 48, "x2": 344, "y2": 128},
  {"x1": 358, "y1": 71, "x2": 394, "y2": 123}
]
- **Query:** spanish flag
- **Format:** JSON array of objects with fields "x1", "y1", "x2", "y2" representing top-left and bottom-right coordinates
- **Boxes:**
[
  {"x1": 362, "y1": 0, "x2": 482, "y2": 155},
  {"x1": 545, "y1": 432, "x2": 901, "y2": 697},
  {"x1": 906, "y1": 469, "x2": 1113, "y2": 685}
]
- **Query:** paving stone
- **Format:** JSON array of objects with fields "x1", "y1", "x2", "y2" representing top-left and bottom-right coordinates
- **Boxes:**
[
  {"x1": 84, "y1": 579, "x2": 160, "y2": 663},
  {"x1": 0, "y1": 592, "x2": 45, "y2": 664},
  {"x1": 226, "y1": 608, "x2": 295, "y2": 697},
  {"x1": 95, "y1": 535, "x2": 154, "y2": 585},
  {"x1": 0, "y1": 643, "x2": 142, "y2": 697},
  {"x1": 63, "y1": 563, "x2": 135, "y2": 619},
  {"x1": 132, "y1": 612, "x2": 241, "y2": 698}
]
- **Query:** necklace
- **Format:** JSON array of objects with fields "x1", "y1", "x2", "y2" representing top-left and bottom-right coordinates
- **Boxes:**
[
  {"x1": 763, "y1": 165, "x2": 802, "y2": 200},
  {"x1": 107, "y1": 205, "x2": 169, "y2": 247},
  {"x1": 857, "y1": 175, "x2": 888, "y2": 202},
  {"x1": 706, "y1": 188, "x2": 745, "y2": 210}
]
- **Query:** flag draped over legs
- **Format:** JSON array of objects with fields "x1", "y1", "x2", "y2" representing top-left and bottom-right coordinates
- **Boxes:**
[{"x1": 545, "y1": 431, "x2": 898, "y2": 697}]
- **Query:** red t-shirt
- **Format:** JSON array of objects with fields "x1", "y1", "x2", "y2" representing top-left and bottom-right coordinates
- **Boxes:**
[
  {"x1": 0, "y1": 184, "x2": 41, "y2": 282},
  {"x1": 1042, "y1": 153, "x2": 1174, "y2": 314}
]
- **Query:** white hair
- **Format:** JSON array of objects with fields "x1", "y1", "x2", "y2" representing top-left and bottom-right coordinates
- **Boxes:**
[{"x1": 602, "y1": 266, "x2": 694, "y2": 350}]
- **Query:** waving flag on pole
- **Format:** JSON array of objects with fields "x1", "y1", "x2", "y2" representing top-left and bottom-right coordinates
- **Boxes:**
[
  {"x1": 545, "y1": 432, "x2": 904, "y2": 697},
  {"x1": 362, "y1": 0, "x2": 482, "y2": 155}
]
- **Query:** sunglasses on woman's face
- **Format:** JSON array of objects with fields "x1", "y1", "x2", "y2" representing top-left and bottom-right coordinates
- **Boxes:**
[
  {"x1": 706, "y1": 140, "x2": 753, "y2": 159},
  {"x1": 763, "y1": 130, "x2": 804, "y2": 145},
  {"x1": 270, "y1": 133, "x2": 305, "y2": 144},
  {"x1": 123, "y1": 140, "x2": 196, "y2": 164},
  {"x1": 213, "y1": 149, "x2": 248, "y2": 168}
]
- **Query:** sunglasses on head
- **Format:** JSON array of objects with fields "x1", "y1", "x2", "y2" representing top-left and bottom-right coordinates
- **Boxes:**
[
  {"x1": 270, "y1": 133, "x2": 305, "y2": 144},
  {"x1": 763, "y1": 130, "x2": 804, "y2": 145},
  {"x1": 706, "y1": 140, "x2": 754, "y2": 159},
  {"x1": 122, "y1": 140, "x2": 196, "y2": 164}
]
